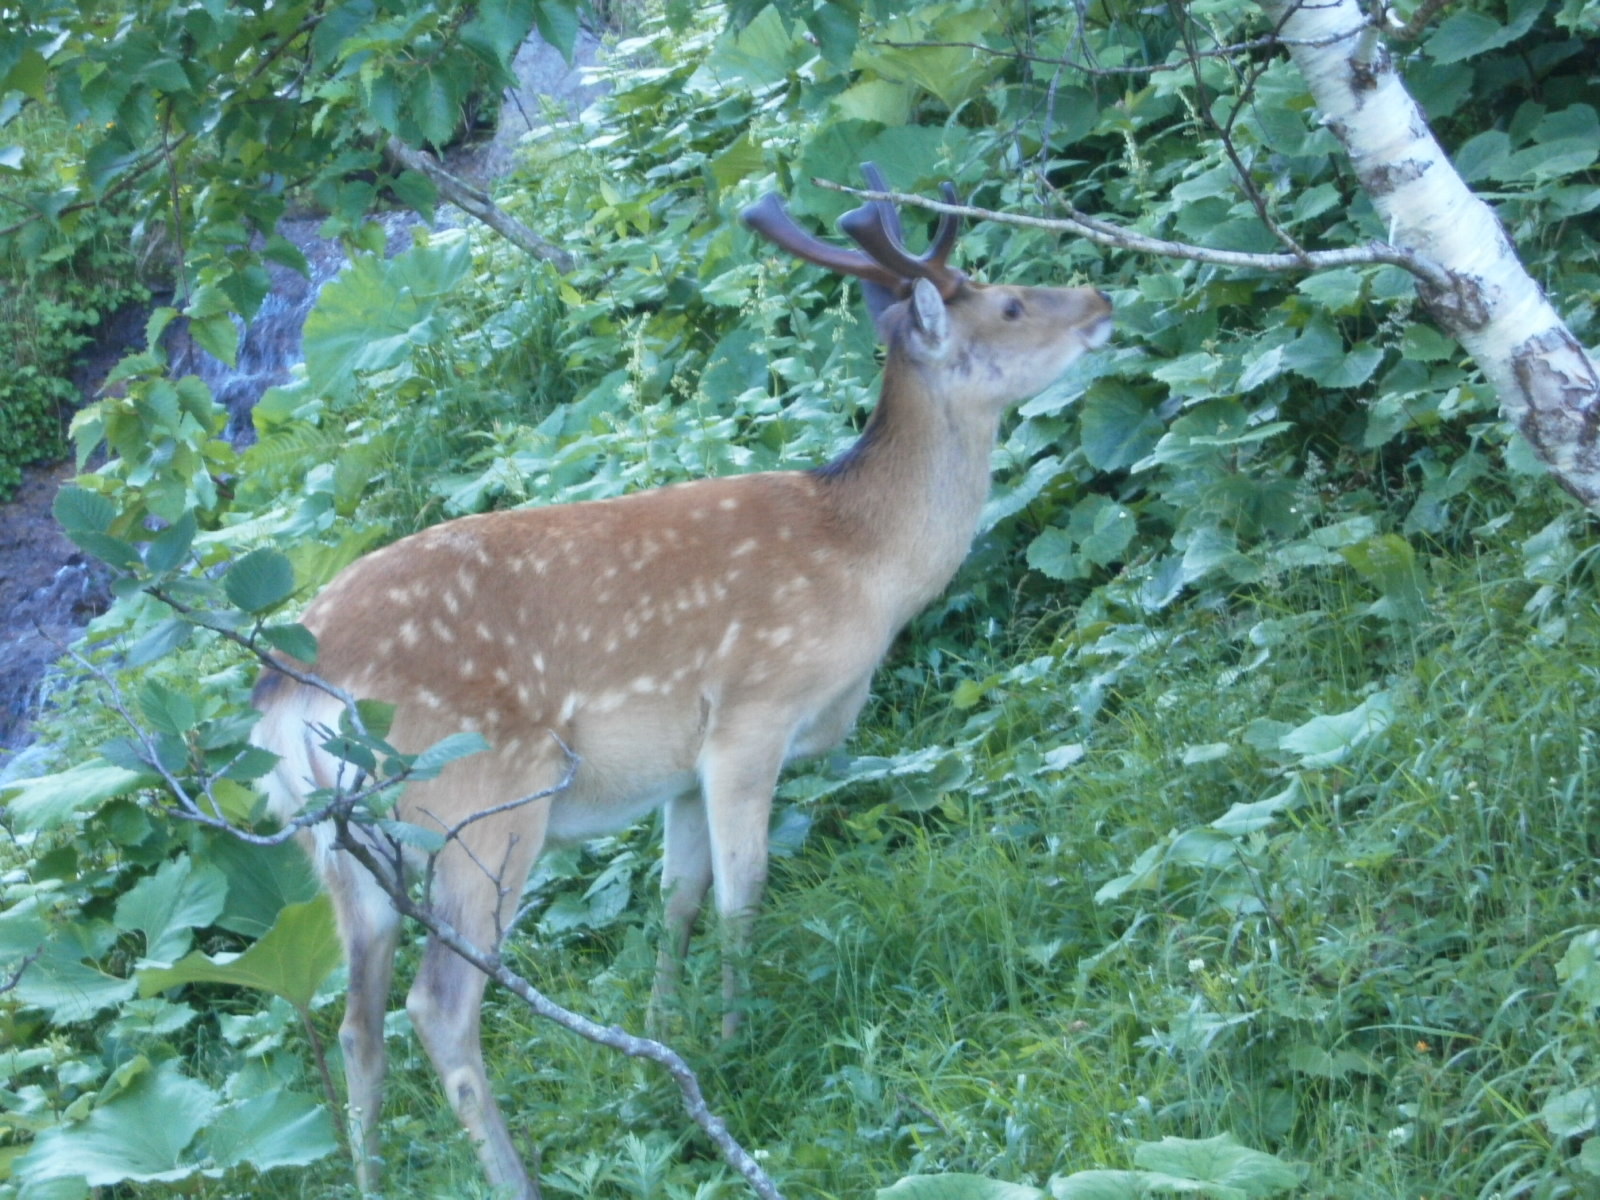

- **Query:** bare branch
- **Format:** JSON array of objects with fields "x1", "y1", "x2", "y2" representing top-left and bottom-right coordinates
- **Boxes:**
[
  {"x1": 385, "y1": 139, "x2": 576, "y2": 272},
  {"x1": 331, "y1": 825, "x2": 787, "y2": 1200},
  {"x1": 812, "y1": 178, "x2": 1457, "y2": 291},
  {"x1": 870, "y1": 20, "x2": 1369, "y2": 77}
]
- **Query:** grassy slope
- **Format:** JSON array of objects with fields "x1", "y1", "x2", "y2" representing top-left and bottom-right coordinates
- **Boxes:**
[{"x1": 249, "y1": 468, "x2": 1597, "y2": 1200}]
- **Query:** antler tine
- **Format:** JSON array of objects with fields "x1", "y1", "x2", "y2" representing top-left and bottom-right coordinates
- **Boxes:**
[
  {"x1": 837, "y1": 165, "x2": 966, "y2": 300},
  {"x1": 742, "y1": 192, "x2": 902, "y2": 293},
  {"x1": 924, "y1": 182, "x2": 960, "y2": 269},
  {"x1": 860, "y1": 162, "x2": 905, "y2": 246},
  {"x1": 857, "y1": 165, "x2": 960, "y2": 272}
]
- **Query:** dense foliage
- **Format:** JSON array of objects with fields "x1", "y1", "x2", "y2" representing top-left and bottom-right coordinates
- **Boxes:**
[{"x1": 1, "y1": 0, "x2": 1598, "y2": 1196}]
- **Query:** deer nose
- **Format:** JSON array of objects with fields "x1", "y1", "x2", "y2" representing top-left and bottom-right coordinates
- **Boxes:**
[{"x1": 1096, "y1": 289, "x2": 1113, "y2": 307}]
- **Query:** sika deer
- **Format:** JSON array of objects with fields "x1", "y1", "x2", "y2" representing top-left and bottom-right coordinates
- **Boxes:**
[{"x1": 252, "y1": 165, "x2": 1113, "y2": 1198}]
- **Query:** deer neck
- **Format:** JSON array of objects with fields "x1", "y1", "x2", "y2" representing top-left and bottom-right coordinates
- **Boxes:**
[{"x1": 814, "y1": 369, "x2": 1000, "y2": 621}]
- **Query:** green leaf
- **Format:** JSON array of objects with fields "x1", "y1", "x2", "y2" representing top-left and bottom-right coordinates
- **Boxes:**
[
  {"x1": 532, "y1": 0, "x2": 582, "y2": 61},
  {"x1": 198, "y1": 1089, "x2": 338, "y2": 1171},
  {"x1": 139, "y1": 679, "x2": 198, "y2": 736},
  {"x1": 201, "y1": 835, "x2": 320, "y2": 940},
  {"x1": 1426, "y1": 0, "x2": 1542, "y2": 64},
  {"x1": 138, "y1": 894, "x2": 340, "y2": 1011},
  {"x1": 15, "y1": 1058, "x2": 217, "y2": 1186},
  {"x1": 1050, "y1": 1172, "x2": 1206, "y2": 1199},
  {"x1": 878, "y1": 1175, "x2": 1046, "y2": 1200},
  {"x1": 224, "y1": 547, "x2": 297, "y2": 613},
  {"x1": 1557, "y1": 930, "x2": 1600, "y2": 1010},
  {"x1": 1027, "y1": 527, "x2": 1083, "y2": 582},
  {"x1": 113, "y1": 856, "x2": 229, "y2": 965},
  {"x1": 409, "y1": 731, "x2": 491, "y2": 781},
  {"x1": 261, "y1": 622, "x2": 319, "y2": 663},
  {"x1": 127, "y1": 617, "x2": 194, "y2": 668},
  {"x1": 1540, "y1": 1086, "x2": 1598, "y2": 1138},
  {"x1": 2, "y1": 762, "x2": 154, "y2": 831},
  {"x1": 303, "y1": 233, "x2": 472, "y2": 398},
  {"x1": 1079, "y1": 383, "x2": 1163, "y2": 472},
  {"x1": 1278, "y1": 692, "x2": 1395, "y2": 767},
  {"x1": 52, "y1": 486, "x2": 115, "y2": 535},
  {"x1": 1133, "y1": 1134, "x2": 1302, "y2": 1196},
  {"x1": 144, "y1": 511, "x2": 197, "y2": 572},
  {"x1": 187, "y1": 311, "x2": 240, "y2": 368}
]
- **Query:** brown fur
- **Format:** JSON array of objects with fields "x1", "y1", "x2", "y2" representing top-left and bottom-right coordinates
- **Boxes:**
[{"x1": 254, "y1": 216, "x2": 1113, "y2": 1198}]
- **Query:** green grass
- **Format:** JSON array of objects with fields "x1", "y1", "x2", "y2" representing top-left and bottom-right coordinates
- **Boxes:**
[{"x1": 235, "y1": 481, "x2": 1600, "y2": 1200}]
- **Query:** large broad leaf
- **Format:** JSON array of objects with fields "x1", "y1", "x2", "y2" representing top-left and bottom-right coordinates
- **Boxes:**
[
  {"x1": 302, "y1": 231, "x2": 472, "y2": 400},
  {"x1": 202, "y1": 834, "x2": 320, "y2": 939},
  {"x1": 198, "y1": 1089, "x2": 338, "y2": 1172},
  {"x1": 1278, "y1": 692, "x2": 1395, "y2": 768},
  {"x1": 113, "y1": 855, "x2": 229, "y2": 964},
  {"x1": 138, "y1": 894, "x2": 339, "y2": 1011},
  {"x1": 1133, "y1": 1134, "x2": 1303, "y2": 1196},
  {"x1": 15, "y1": 1058, "x2": 217, "y2": 1186},
  {"x1": 878, "y1": 1176, "x2": 1046, "y2": 1200},
  {"x1": 1, "y1": 762, "x2": 154, "y2": 831}
]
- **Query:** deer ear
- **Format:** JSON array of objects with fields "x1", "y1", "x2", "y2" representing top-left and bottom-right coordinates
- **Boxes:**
[{"x1": 904, "y1": 277, "x2": 950, "y2": 359}]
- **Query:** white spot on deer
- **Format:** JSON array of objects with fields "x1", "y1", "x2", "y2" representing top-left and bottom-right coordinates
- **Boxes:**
[
  {"x1": 431, "y1": 618, "x2": 457, "y2": 644},
  {"x1": 502, "y1": 737, "x2": 523, "y2": 757},
  {"x1": 603, "y1": 635, "x2": 619, "y2": 654},
  {"x1": 719, "y1": 497, "x2": 739, "y2": 511},
  {"x1": 493, "y1": 667, "x2": 511, "y2": 685},
  {"x1": 577, "y1": 625, "x2": 592, "y2": 643},
  {"x1": 419, "y1": 688, "x2": 444, "y2": 710},
  {"x1": 459, "y1": 658, "x2": 477, "y2": 677},
  {"x1": 732, "y1": 538, "x2": 759, "y2": 557},
  {"x1": 760, "y1": 626, "x2": 795, "y2": 648},
  {"x1": 716, "y1": 621, "x2": 742, "y2": 659},
  {"x1": 377, "y1": 638, "x2": 395, "y2": 656},
  {"x1": 558, "y1": 692, "x2": 581, "y2": 722},
  {"x1": 386, "y1": 586, "x2": 411, "y2": 605},
  {"x1": 517, "y1": 685, "x2": 533, "y2": 706},
  {"x1": 475, "y1": 622, "x2": 494, "y2": 642},
  {"x1": 630, "y1": 676, "x2": 659, "y2": 694},
  {"x1": 531, "y1": 652, "x2": 545, "y2": 673},
  {"x1": 400, "y1": 620, "x2": 421, "y2": 648},
  {"x1": 442, "y1": 591, "x2": 461, "y2": 615}
]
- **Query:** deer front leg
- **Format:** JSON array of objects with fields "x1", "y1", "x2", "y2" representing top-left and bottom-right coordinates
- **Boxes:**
[
  {"x1": 648, "y1": 789, "x2": 714, "y2": 1036},
  {"x1": 698, "y1": 729, "x2": 785, "y2": 1040}
]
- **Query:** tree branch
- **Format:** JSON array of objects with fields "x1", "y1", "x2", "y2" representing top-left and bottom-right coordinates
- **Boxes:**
[
  {"x1": 385, "y1": 138, "x2": 576, "y2": 272},
  {"x1": 812, "y1": 178, "x2": 1456, "y2": 289}
]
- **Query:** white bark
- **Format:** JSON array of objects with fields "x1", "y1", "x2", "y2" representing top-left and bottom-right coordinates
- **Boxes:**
[{"x1": 1260, "y1": 0, "x2": 1600, "y2": 508}]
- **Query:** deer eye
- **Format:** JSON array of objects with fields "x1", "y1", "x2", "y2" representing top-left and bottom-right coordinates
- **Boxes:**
[{"x1": 1002, "y1": 297, "x2": 1025, "y2": 321}]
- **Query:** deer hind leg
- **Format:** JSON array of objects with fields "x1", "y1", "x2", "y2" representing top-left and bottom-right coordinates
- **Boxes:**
[
  {"x1": 698, "y1": 724, "x2": 787, "y2": 1040},
  {"x1": 320, "y1": 839, "x2": 404, "y2": 1193},
  {"x1": 404, "y1": 804, "x2": 548, "y2": 1200},
  {"x1": 648, "y1": 789, "x2": 714, "y2": 1034}
]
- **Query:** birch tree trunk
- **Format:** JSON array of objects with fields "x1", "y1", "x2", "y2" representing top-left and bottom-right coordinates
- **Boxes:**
[{"x1": 1260, "y1": 0, "x2": 1600, "y2": 509}]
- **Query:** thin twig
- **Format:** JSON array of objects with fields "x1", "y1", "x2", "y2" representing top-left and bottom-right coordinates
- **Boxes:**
[
  {"x1": 813, "y1": 178, "x2": 1457, "y2": 291},
  {"x1": 871, "y1": 20, "x2": 1370, "y2": 76},
  {"x1": 384, "y1": 138, "x2": 576, "y2": 271},
  {"x1": 332, "y1": 825, "x2": 788, "y2": 1200}
]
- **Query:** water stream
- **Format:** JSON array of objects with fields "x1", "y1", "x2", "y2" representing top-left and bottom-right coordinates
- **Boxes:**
[{"x1": 0, "y1": 31, "x2": 599, "y2": 768}]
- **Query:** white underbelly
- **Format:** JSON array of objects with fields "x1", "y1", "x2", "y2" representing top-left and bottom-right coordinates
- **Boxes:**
[{"x1": 543, "y1": 767, "x2": 697, "y2": 843}]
